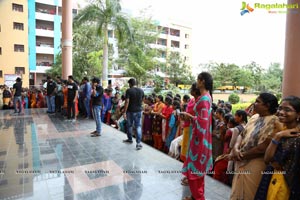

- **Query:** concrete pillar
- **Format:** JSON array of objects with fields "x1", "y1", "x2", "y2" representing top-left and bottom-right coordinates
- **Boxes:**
[
  {"x1": 62, "y1": 0, "x2": 73, "y2": 79},
  {"x1": 282, "y1": 0, "x2": 300, "y2": 98}
]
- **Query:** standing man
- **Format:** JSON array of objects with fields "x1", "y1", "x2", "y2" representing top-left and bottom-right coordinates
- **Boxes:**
[
  {"x1": 46, "y1": 76, "x2": 57, "y2": 114},
  {"x1": 12, "y1": 77, "x2": 23, "y2": 114},
  {"x1": 123, "y1": 78, "x2": 144, "y2": 150},
  {"x1": 82, "y1": 77, "x2": 92, "y2": 119},
  {"x1": 55, "y1": 76, "x2": 63, "y2": 113},
  {"x1": 91, "y1": 77, "x2": 103, "y2": 137},
  {"x1": 67, "y1": 75, "x2": 78, "y2": 122}
]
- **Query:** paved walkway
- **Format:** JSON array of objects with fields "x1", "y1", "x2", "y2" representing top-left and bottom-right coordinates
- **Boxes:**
[{"x1": 0, "y1": 108, "x2": 231, "y2": 200}]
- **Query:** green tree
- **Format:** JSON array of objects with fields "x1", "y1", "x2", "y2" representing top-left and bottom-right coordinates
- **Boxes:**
[
  {"x1": 47, "y1": 23, "x2": 103, "y2": 81},
  {"x1": 117, "y1": 16, "x2": 158, "y2": 85},
  {"x1": 47, "y1": 53, "x2": 62, "y2": 78},
  {"x1": 243, "y1": 61, "x2": 263, "y2": 90},
  {"x1": 208, "y1": 62, "x2": 241, "y2": 89},
  {"x1": 261, "y1": 63, "x2": 282, "y2": 92},
  {"x1": 166, "y1": 51, "x2": 194, "y2": 86},
  {"x1": 74, "y1": 0, "x2": 133, "y2": 87}
]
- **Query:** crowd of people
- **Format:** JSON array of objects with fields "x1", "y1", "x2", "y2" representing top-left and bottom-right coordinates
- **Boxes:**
[{"x1": 1, "y1": 72, "x2": 300, "y2": 200}]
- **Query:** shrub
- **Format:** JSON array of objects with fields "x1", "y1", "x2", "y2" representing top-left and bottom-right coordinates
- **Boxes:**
[
  {"x1": 232, "y1": 103, "x2": 252, "y2": 114},
  {"x1": 228, "y1": 93, "x2": 240, "y2": 104}
]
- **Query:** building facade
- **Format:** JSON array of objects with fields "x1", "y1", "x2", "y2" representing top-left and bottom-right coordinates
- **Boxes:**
[
  {"x1": 108, "y1": 19, "x2": 193, "y2": 83},
  {"x1": 0, "y1": 0, "x2": 29, "y2": 87},
  {"x1": 0, "y1": 0, "x2": 77, "y2": 88},
  {"x1": 154, "y1": 20, "x2": 192, "y2": 70}
]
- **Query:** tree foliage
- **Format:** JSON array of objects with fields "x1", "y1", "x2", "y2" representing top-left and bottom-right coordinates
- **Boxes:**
[
  {"x1": 47, "y1": 23, "x2": 103, "y2": 81},
  {"x1": 205, "y1": 61, "x2": 282, "y2": 93},
  {"x1": 166, "y1": 51, "x2": 194, "y2": 86},
  {"x1": 117, "y1": 16, "x2": 158, "y2": 85},
  {"x1": 74, "y1": 0, "x2": 133, "y2": 87}
]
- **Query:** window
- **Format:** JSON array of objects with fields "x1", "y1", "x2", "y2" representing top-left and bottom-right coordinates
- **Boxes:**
[
  {"x1": 14, "y1": 44, "x2": 24, "y2": 52},
  {"x1": 184, "y1": 56, "x2": 190, "y2": 62},
  {"x1": 185, "y1": 44, "x2": 189, "y2": 49},
  {"x1": 13, "y1": 22, "x2": 24, "y2": 30},
  {"x1": 170, "y1": 29, "x2": 180, "y2": 37},
  {"x1": 0, "y1": 47, "x2": 2, "y2": 55},
  {"x1": 171, "y1": 40, "x2": 180, "y2": 48},
  {"x1": 185, "y1": 34, "x2": 189, "y2": 38},
  {"x1": 12, "y1": 3, "x2": 23, "y2": 12},
  {"x1": 0, "y1": 70, "x2": 2, "y2": 78},
  {"x1": 157, "y1": 38, "x2": 167, "y2": 46},
  {"x1": 15, "y1": 67, "x2": 25, "y2": 75}
]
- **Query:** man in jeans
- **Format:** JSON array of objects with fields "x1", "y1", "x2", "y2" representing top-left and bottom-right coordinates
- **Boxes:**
[
  {"x1": 90, "y1": 77, "x2": 103, "y2": 137},
  {"x1": 82, "y1": 77, "x2": 92, "y2": 119},
  {"x1": 12, "y1": 77, "x2": 22, "y2": 114},
  {"x1": 123, "y1": 78, "x2": 144, "y2": 150},
  {"x1": 46, "y1": 76, "x2": 57, "y2": 114}
]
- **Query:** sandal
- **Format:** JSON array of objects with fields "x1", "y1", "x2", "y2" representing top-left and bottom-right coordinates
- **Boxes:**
[
  {"x1": 181, "y1": 177, "x2": 189, "y2": 186},
  {"x1": 182, "y1": 196, "x2": 195, "y2": 200}
]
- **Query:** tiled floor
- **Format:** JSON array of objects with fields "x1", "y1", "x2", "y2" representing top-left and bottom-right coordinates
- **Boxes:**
[{"x1": 0, "y1": 108, "x2": 231, "y2": 200}]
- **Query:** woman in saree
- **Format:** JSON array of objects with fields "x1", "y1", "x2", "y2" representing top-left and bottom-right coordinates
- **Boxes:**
[
  {"x1": 142, "y1": 96, "x2": 154, "y2": 144},
  {"x1": 62, "y1": 80, "x2": 68, "y2": 116},
  {"x1": 161, "y1": 96, "x2": 174, "y2": 152},
  {"x1": 181, "y1": 72, "x2": 214, "y2": 200},
  {"x1": 30, "y1": 89, "x2": 37, "y2": 108},
  {"x1": 229, "y1": 93, "x2": 282, "y2": 200},
  {"x1": 151, "y1": 95, "x2": 165, "y2": 150},
  {"x1": 165, "y1": 100, "x2": 181, "y2": 150},
  {"x1": 255, "y1": 96, "x2": 300, "y2": 200}
]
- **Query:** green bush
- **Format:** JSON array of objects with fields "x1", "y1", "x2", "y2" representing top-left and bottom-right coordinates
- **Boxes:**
[
  {"x1": 228, "y1": 93, "x2": 240, "y2": 104},
  {"x1": 232, "y1": 103, "x2": 251, "y2": 114}
]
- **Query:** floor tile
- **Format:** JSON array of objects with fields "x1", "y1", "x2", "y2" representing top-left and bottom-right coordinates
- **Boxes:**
[{"x1": 0, "y1": 108, "x2": 231, "y2": 200}]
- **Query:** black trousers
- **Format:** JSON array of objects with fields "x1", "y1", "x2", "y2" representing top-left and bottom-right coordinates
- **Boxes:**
[{"x1": 67, "y1": 100, "x2": 76, "y2": 119}]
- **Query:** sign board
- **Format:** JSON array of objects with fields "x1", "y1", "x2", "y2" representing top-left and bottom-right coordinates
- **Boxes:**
[{"x1": 4, "y1": 74, "x2": 21, "y2": 88}]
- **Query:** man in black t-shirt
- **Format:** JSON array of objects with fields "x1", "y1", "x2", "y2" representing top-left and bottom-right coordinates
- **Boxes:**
[
  {"x1": 12, "y1": 77, "x2": 23, "y2": 114},
  {"x1": 122, "y1": 78, "x2": 144, "y2": 150},
  {"x1": 46, "y1": 76, "x2": 57, "y2": 113},
  {"x1": 66, "y1": 75, "x2": 78, "y2": 121}
]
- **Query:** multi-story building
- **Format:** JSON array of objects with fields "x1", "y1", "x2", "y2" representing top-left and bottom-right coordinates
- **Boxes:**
[
  {"x1": 0, "y1": 0, "x2": 29, "y2": 87},
  {"x1": 0, "y1": 0, "x2": 78, "y2": 87},
  {"x1": 108, "y1": 19, "x2": 193, "y2": 83},
  {"x1": 153, "y1": 19, "x2": 192, "y2": 74}
]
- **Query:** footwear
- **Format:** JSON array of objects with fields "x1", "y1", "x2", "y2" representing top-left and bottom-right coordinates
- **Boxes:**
[
  {"x1": 181, "y1": 177, "x2": 189, "y2": 186},
  {"x1": 71, "y1": 119, "x2": 76, "y2": 122},
  {"x1": 123, "y1": 139, "x2": 133, "y2": 144},
  {"x1": 90, "y1": 131, "x2": 98, "y2": 135},
  {"x1": 182, "y1": 196, "x2": 194, "y2": 200},
  {"x1": 91, "y1": 133, "x2": 101, "y2": 137},
  {"x1": 136, "y1": 144, "x2": 143, "y2": 150}
]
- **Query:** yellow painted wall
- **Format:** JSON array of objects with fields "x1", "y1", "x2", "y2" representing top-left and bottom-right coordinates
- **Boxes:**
[{"x1": 0, "y1": 0, "x2": 29, "y2": 87}]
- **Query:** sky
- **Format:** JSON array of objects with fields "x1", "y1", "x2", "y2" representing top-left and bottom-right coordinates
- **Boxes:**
[{"x1": 78, "y1": 0, "x2": 288, "y2": 72}]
